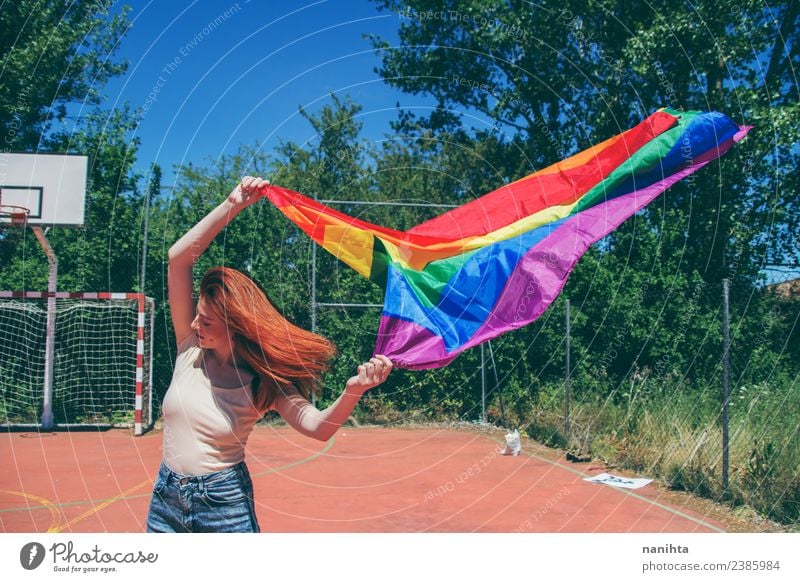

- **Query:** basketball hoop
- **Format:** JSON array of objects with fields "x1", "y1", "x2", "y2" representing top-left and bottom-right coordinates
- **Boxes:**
[{"x1": 0, "y1": 205, "x2": 30, "y2": 229}]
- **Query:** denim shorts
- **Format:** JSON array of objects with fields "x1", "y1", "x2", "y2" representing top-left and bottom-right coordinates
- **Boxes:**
[{"x1": 146, "y1": 460, "x2": 260, "y2": 533}]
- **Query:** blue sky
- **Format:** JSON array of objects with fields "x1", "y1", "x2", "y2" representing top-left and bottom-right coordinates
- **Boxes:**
[{"x1": 103, "y1": 0, "x2": 431, "y2": 186}]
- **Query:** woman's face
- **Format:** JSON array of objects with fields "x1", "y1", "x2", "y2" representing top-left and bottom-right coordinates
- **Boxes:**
[{"x1": 191, "y1": 297, "x2": 232, "y2": 350}]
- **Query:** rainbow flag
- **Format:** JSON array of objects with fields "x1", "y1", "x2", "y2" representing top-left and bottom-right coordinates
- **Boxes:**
[{"x1": 264, "y1": 108, "x2": 750, "y2": 369}]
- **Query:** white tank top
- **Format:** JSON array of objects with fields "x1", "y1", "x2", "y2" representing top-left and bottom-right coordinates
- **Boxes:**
[{"x1": 161, "y1": 334, "x2": 264, "y2": 475}]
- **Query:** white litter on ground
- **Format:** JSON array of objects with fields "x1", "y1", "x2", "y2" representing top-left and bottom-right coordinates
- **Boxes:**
[
  {"x1": 584, "y1": 473, "x2": 653, "y2": 489},
  {"x1": 500, "y1": 428, "x2": 521, "y2": 455}
]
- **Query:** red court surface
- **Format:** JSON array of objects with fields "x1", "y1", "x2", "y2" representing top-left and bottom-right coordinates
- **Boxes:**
[{"x1": 1, "y1": 425, "x2": 725, "y2": 533}]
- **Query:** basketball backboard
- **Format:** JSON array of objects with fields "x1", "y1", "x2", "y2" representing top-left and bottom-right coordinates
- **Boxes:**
[{"x1": 0, "y1": 152, "x2": 88, "y2": 227}]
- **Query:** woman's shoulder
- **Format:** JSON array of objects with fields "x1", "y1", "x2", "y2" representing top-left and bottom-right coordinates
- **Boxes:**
[
  {"x1": 173, "y1": 333, "x2": 201, "y2": 369},
  {"x1": 176, "y1": 332, "x2": 199, "y2": 353}
]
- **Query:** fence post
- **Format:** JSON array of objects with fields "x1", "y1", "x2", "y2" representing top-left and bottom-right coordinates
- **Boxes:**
[
  {"x1": 565, "y1": 298, "x2": 571, "y2": 439},
  {"x1": 722, "y1": 279, "x2": 731, "y2": 492},
  {"x1": 480, "y1": 343, "x2": 486, "y2": 423},
  {"x1": 32, "y1": 227, "x2": 57, "y2": 429},
  {"x1": 311, "y1": 236, "x2": 317, "y2": 407}
]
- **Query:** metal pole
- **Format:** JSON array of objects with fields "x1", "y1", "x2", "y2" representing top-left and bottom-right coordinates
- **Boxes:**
[
  {"x1": 565, "y1": 299, "x2": 571, "y2": 439},
  {"x1": 487, "y1": 341, "x2": 507, "y2": 426},
  {"x1": 148, "y1": 297, "x2": 155, "y2": 432},
  {"x1": 316, "y1": 302, "x2": 382, "y2": 308},
  {"x1": 32, "y1": 227, "x2": 57, "y2": 429},
  {"x1": 140, "y1": 176, "x2": 152, "y2": 294},
  {"x1": 480, "y1": 343, "x2": 486, "y2": 423},
  {"x1": 722, "y1": 279, "x2": 731, "y2": 491},
  {"x1": 320, "y1": 199, "x2": 458, "y2": 209},
  {"x1": 311, "y1": 239, "x2": 317, "y2": 407}
]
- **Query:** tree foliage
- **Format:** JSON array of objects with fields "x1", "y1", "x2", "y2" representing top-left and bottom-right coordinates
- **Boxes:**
[
  {"x1": 370, "y1": 0, "x2": 799, "y2": 275},
  {"x1": 0, "y1": 0, "x2": 129, "y2": 150},
  {"x1": 366, "y1": 0, "x2": 799, "y2": 389}
]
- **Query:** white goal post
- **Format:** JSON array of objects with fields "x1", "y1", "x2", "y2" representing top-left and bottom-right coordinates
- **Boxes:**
[{"x1": 0, "y1": 291, "x2": 154, "y2": 435}]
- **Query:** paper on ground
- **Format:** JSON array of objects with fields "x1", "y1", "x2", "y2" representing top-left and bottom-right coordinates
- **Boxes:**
[{"x1": 583, "y1": 473, "x2": 653, "y2": 489}]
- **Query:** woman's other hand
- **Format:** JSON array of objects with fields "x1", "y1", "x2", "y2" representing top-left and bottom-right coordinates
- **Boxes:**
[
  {"x1": 345, "y1": 355, "x2": 393, "y2": 394},
  {"x1": 228, "y1": 176, "x2": 270, "y2": 206}
]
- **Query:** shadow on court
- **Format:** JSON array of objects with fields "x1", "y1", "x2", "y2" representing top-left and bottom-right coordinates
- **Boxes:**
[{"x1": 0, "y1": 425, "x2": 725, "y2": 533}]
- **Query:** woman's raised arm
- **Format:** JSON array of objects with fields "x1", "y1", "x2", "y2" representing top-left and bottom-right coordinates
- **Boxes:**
[{"x1": 167, "y1": 176, "x2": 269, "y2": 345}]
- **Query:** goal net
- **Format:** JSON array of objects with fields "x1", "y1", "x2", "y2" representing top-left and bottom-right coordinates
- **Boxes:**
[{"x1": 0, "y1": 292, "x2": 154, "y2": 435}]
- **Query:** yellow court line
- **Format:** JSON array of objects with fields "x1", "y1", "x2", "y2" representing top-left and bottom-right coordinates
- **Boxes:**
[
  {"x1": 0, "y1": 493, "x2": 153, "y2": 514},
  {"x1": 3, "y1": 439, "x2": 334, "y2": 532},
  {"x1": 0, "y1": 488, "x2": 67, "y2": 533},
  {"x1": 49, "y1": 480, "x2": 152, "y2": 533},
  {"x1": 51, "y1": 438, "x2": 334, "y2": 531}
]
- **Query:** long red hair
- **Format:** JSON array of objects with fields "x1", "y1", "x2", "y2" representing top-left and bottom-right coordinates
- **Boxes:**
[{"x1": 199, "y1": 266, "x2": 336, "y2": 412}]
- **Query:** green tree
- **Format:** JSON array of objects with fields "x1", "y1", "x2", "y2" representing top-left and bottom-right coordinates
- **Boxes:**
[
  {"x1": 371, "y1": 0, "x2": 798, "y2": 281},
  {"x1": 0, "y1": 0, "x2": 129, "y2": 150}
]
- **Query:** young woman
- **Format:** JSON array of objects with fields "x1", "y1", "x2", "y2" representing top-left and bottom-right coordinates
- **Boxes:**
[{"x1": 146, "y1": 176, "x2": 393, "y2": 533}]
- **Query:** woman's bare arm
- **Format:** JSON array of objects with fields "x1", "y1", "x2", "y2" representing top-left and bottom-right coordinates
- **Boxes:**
[
  {"x1": 167, "y1": 176, "x2": 268, "y2": 345},
  {"x1": 272, "y1": 355, "x2": 393, "y2": 441}
]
